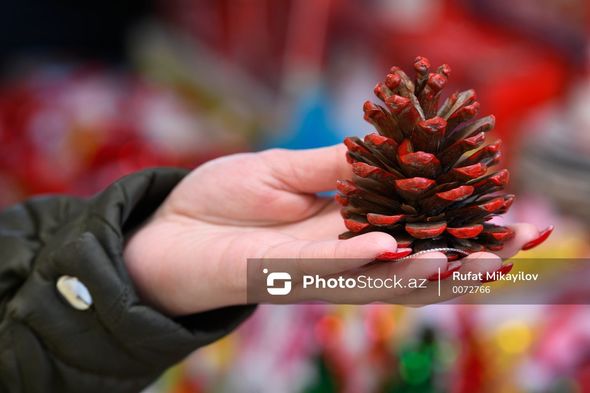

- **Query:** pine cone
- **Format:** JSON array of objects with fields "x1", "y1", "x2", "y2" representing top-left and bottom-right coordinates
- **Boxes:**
[{"x1": 337, "y1": 56, "x2": 514, "y2": 259}]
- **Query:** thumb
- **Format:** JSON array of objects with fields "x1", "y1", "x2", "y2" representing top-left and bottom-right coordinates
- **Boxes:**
[{"x1": 263, "y1": 144, "x2": 351, "y2": 194}]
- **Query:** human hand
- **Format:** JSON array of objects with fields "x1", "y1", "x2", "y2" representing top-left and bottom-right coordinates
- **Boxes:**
[{"x1": 123, "y1": 145, "x2": 551, "y2": 315}]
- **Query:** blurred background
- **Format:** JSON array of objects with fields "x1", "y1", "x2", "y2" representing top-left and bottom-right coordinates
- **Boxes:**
[{"x1": 0, "y1": 0, "x2": 589, "y2": 392}]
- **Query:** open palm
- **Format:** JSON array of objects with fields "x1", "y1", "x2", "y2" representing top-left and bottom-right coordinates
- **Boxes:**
[{"x1": 124, "y1": 145, "x2": 544, "y2": 316}]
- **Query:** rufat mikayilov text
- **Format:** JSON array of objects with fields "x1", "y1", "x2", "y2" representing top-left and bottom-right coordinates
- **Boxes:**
[
  {"x1": 302, "y1": 275, "x2": 428, "y2": 290},
  {"x1": 455, "y1": 271, "x2": 539, "y2": 283}
]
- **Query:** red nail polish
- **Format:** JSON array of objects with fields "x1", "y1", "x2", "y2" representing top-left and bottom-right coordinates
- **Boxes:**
[
  {"x1": 497, "y1": 263, "x2": 514, "y2": 275},
  {"x1": 427, "y1": 263, "x2": 462, "y2": 281},
  {"x1": 521, "y1": 226, "x2": 554, "y2": 251},
  {"x1": 376, "y1": 248, "x2": 412, "y2": 261},
  {"x1": 480, "y1": 263, "x2": 514, "y2": 283}
]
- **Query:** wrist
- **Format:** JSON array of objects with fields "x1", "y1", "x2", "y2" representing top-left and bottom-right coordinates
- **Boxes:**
[
  {"x1": 123, "y1": 217, "x2": 178, "y2": 315},
  {"x1": 124, "y1": 215, "x2": 247, "y2": 316}
]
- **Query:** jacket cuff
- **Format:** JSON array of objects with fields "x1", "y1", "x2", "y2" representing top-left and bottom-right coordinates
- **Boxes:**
[{"x1": 2, "y1": 168, "x2": 255, "y2": 392}]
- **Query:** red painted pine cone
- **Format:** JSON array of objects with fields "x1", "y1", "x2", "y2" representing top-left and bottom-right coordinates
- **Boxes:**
[{"x1": 338, "y1": 56, "x2": 514, "y2": 259}]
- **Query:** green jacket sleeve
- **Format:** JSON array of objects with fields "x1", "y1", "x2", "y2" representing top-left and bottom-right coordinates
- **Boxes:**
[{"x1": 0, "y1": 168, "x2": 255, "y2": 393}]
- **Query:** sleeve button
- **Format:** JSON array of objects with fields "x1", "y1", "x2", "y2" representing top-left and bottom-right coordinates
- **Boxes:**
[{"x1": 56, "y1": 276, "x2": 93, "y2": 311}]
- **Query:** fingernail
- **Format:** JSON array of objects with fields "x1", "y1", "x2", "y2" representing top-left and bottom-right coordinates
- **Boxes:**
[
  {"x1": 376, "y1": 248, "x2": 412, "y2": 261},
  {"x1": 480, "y1": 263, "x2": 513, "y2": 283},
  {"x1": 427, "y1": 262, "x2": 462, "y2": 281},
  {"x1": 521, "y1": 225, "x2": 554, "y2": 251},
  {"x1": 497, "y1": 263, "x2": 514, "y2": 275}
]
